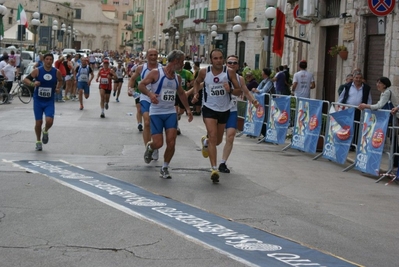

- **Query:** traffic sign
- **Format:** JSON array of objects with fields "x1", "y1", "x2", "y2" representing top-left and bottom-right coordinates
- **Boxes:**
[
  {"x1": 368, "y1": 0, "x2": 395, "y2": 16},
  {"x1": 190, "y1": 46, "x2": 198, "y2": 53},
  {"x1": 299, "y1": 25, "x2": 306, "y2": 38},
  {"x1": 293, "y1": 4, "x2": 311, "y2": 25}
]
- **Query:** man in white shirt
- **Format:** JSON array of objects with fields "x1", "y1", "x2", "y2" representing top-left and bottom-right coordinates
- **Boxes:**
[
  {"x1": 1, "y1": 58, "x2": 17, "y2": 103},
  {"x1": 291, "y1": 60, "x2": 315, "y2": 98}
]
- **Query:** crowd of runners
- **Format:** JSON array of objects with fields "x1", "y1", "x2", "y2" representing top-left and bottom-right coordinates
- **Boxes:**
[{"x1": 23, "y1": 48, "x2": 260, "y2": 184}]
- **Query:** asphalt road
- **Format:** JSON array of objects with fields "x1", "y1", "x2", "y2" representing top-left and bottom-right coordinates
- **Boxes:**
[{"x1": 0, "y1": 75, "x2": 398, "y2": 267}]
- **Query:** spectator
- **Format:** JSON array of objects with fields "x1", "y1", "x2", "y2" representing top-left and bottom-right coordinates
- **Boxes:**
[
  {"x1": 291, "y1": 60, "x2": 315, "y2": 98},
  {"x1": 337, "y1": 74, "x2": 353, "y2": 96},
  {"x1": 245, "y1": 71, "x2": 259, "y2": 93},
  {"x1": 338, "y1": 71, "x2": 372, "y2": 150},
  {"x1": 272, "y1": 65, "x2": 286, "y2": 95}
]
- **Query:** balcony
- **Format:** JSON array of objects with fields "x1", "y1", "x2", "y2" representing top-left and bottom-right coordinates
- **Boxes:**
[
  {"x1": 134, "y1": 23, "x2": 143, "y2": 31},
  {"x1": 136, "y1": 7, "x2": 144, "y2": 13},
  {"x1": 183, "y1": 18, "x2": 195, "y2": 30},
  {"x1": 226, "y1": 8, "x2": 248, "y2": 23},
  {"x1": 207, "y1": 10, "x2": 219, "y2": 24},
  {"x1": 195, "y1": 22, "x2": 208, "y2": 32},
  {"x1": 126, "y1": 10, "x2": 133, "y2": 16},
  {"x1": 164, "y1": 18, "x2": 178, "y2": 29},
  {"x1": 175, "y1": 7, "x2": 189, "y2": 19}
]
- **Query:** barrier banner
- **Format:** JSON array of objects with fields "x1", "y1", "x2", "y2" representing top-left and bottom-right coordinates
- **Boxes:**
[
  {"x1": 291, "y1": 98, "x2": 323, "y2": 153},
  {"x1": 355, "y1": 110, "x2": 389, "y2": 175},
  {"x1": 323, "y1": 107, "x2": 355, "y2": 164},
  {"x1": 243, "y1": 94, "x2": 266, "y2": 137},
  {"x1": 265, "y1": 96, "x2": 291, "y2": 144}
]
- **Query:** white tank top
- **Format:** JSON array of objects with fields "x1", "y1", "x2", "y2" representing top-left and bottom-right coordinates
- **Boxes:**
[
  {"x1": 149, "y1": 67, "x2": 178, "y2": 115},
  {"x1": 203, "y1": 66, "x2": 231, "y2": 112},
  {"x1": 140, "y1": 63, "x2": 162, "y2": 103},
  {"x1": 115, "y1": 67, "x2": 124, "y2": 78}
]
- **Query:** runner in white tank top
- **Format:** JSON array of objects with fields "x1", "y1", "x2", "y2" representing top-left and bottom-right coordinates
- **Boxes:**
[
  {"x1": 191, "y1": 49, "x2": 244, "y2": 184},
  {"x1": 138, "y1": 50, "x2": 193, "y2": 179}
]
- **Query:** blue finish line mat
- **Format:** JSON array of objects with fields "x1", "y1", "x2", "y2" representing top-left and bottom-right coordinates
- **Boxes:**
[{"x1": 10, "y1": 160, "x2": 361, "y2": 267}]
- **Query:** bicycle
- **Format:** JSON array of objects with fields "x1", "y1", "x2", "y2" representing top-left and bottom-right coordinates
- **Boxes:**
[{"x1": 0, "y1": 76, "x2": 32, "y2": 105}]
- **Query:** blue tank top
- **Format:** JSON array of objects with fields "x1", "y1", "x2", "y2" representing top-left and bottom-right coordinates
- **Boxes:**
[{"x1": 33, "y1": 67, "x2": 58, "y2": 101}]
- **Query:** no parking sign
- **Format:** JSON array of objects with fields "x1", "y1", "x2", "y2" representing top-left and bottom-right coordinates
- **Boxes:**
[{"x1": 368, "y1": 0, "x2": 395, "y2": 16}]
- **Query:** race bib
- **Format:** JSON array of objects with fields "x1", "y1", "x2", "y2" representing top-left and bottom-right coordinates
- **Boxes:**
[
  {"x1": 38, "y1": 87, "x2": 52, "y2": 98},
  {"x1": 209, "y1": 84, "x2": 226, "y2": 97},
  {"x1": 161, "y1": 89, "x2": 175, "y2": 102},
  {"x1": 100, "y1": 78, "x2": 109, "y2": 84},
  {"x1": 79, "y1": 74, "x2": 88, "y2": 81},
  {"x1": 181, "y1": 78, "x2": 186, "y2": 87}
]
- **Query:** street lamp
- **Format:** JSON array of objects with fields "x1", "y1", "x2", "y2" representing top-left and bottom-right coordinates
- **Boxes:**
[
  {"x1": 152, "y1": 35, "x2": 156, "y2": 48},
  {"x1": 148, "y1": 37, "x2": 150, "y2": 49},
  {"x1": 31, "y1": 12, "x2": 40, "y2": 63},
  {"x1": 67, "y1": 25, "x2": 71, "y2": 48},
  {"x1": 175, "y1": 31, "x2": 179, "y2": 50},
  {"x1": 61, "y1": 23, "x2": 66, "y2": 49},
  {"x1": 165, "y1": 33, "x2": 169, "y2": 54},
  {"x1": 232, "y1": 16, "x2": 242, "y2": 56},
  {"x1": 52, "y1": 19, "x2": 58, "y2": 50},
  {"x1": 0, "y1": 1, "x2": 7, "y2": 50},
  {"x1": 211, "y1": 24, "x2": 217, "y2": 50},
  {"x1": 158, "y1": 33, "x2": 162, "y2": 51},
  {"x1": 265, "y1": 6, "x2": 277, "y2": 69}
]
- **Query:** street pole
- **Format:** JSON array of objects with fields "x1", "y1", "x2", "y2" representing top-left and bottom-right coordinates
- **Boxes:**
[{"x1": 265, "y1": 6, "x2": 276, "y2": 69}]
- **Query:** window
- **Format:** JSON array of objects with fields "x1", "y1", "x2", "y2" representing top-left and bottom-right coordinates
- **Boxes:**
[
  {"x1": 75, "y1": 9, "x2": 81, "y2": 19},
  {"x1": 8, "y1": 17, "x2": 12, "y2": 25},
  {"x1": 123, "y1": 13, "x2": 127, "y2": 20}
]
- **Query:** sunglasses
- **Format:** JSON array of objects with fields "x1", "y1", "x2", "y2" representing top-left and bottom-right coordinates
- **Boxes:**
[{"x1": 227, "y1": 61, "x2": 238, "y2": 65}]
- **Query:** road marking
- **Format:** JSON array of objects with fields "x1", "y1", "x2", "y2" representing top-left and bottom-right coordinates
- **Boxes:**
[{"x1": 9, "y1": 159, "x2": 361, "y2": 267}]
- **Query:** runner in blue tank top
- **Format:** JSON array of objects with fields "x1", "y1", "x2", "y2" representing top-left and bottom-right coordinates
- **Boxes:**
[{"x1": 23, "y1": 53, "x2": 63, "y2": 151}]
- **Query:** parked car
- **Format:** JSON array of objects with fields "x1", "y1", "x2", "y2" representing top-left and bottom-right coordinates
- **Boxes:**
[
  {"x1": 62, "y1": 48, "x2": 77, "y2": 57},
  {"x1": 20, "y1": 51, "x2": 34, "y2": 73}
]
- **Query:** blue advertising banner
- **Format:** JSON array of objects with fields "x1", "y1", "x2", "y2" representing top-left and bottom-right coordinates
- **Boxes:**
[
  {"x1": 323, "y1": 108, "x2": 355, "y2": 164},
  {"x1": 265, "y1": 96, "x2": 291, "y2": 144},
  {"x1": 243, "y1": 94, "x2": 266, "y2": 137},
  {"x1": 291, "y1": 98, "x2": 323, "y2": 153},
  {"x1": 355, "y1": 110, "x2": 389, "y2": 176}
]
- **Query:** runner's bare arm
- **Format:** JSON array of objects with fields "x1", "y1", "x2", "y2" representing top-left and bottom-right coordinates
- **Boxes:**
[
  {"x1": 176, "y1": 76, "x2": 193, "y2": 122},
  {"x1": 137, "y1": 69, "x2": 158, "y2": 104},
  {"x1": 239, "y1": 76, "x2": 259, "y2": 107},
  {"x1": 128, "y1": 65, "x2": 142, "y2": 88}
]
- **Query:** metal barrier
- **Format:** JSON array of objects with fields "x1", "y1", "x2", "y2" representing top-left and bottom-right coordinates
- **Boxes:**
[{"x1": 235, "y1": 97, "x2": 397, "y2": 183}]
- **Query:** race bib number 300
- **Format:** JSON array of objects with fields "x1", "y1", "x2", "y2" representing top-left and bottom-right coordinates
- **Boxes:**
[
  {"x1": 210, "y1": 84, "x2": 226, "y2": 96},
  {"x1": 38, "y1": 87, "x2": 52, "y2": 98}
]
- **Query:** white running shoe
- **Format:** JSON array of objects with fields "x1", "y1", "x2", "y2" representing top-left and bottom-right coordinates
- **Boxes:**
[{"x1": 152, "y1": 149, "x2": 159, "y2": 160}]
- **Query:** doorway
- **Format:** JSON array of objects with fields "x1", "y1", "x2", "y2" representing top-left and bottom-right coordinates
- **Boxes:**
[{"x1": 323, "y1": 26, "x2": 339, "y2": 102}]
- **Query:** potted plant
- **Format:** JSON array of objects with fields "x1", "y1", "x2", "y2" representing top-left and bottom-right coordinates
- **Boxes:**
[{"x1": 328, "y1": 45, "x2": 348, "y2": 60}]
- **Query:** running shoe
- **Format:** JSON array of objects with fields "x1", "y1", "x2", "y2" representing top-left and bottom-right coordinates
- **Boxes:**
[
  {"x1": 218, "y1": 163, "x2": 230, "y2": 173},
  {"x1": 138, "y1": 124, "x2": 143, "y2": 132},
  {"x1": 144, "y1": 142, "x2": 153, "y2": 164},
  {"x1": 100, "y1": 112, "x2": 105, "y2": 118},
  {"x1": 105, "y1": 103, "x2": 109, "y2": 110},
  {"x1": 42, "y1": 129, "x2": 49, "y2": 144},
  {"x1": 152, "y1": 149, "x2": 159, "y2": 160},
  {"x1": 177, "y1": 127, "x2": 181, "y2": 135},
  {"x1": 160, "y1": 167, "x2": 172, "y2": 179},
  {"x1": 35, "y1": 142, "x2": 42, "y2": 151},
  {"x1": 113, "y1": 91, "x2": 116, "y2": 97},
  {"x1": 116, "y1": 98, "x2": 119, "y2": 102},
  {"x1": 201, "y1": 136, "x2": 208, "y2": 158},
  {"x1": 211, "y1": 169, "x2": 220, "y2": 183},
  {"x1": 80, "y1": 104, "x2": 84, "y2": 110}
]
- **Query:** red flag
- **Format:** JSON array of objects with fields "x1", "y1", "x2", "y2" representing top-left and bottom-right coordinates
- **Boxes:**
[{"x1": 272, "y1": 7, "x2": 285, "y2": 57}]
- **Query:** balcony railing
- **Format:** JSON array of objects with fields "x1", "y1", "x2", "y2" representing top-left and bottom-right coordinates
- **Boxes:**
[
  {"x1": 136, "y1": 7, "x2": 144, "y2": 13},
  {"x1": 183, "y1": 18, "x2": 195, "y2": 29},
  {"x1": 226, "y1": 8, "x2": 248, "y2": 23},
  {"x1": 207, "y1": 10, "x2": 219, "y2": 24},
  {"x1": 195, "y1": 22, "x2": 208, "y2": 32},
  {"x1": 175, "y1": 7, "x2": 189, "y2": 18}
]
